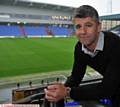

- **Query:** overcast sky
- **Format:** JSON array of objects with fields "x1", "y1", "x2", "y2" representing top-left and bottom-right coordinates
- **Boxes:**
[{"x1": 25, "y1": 0, "x2": 120, "y2": 16}]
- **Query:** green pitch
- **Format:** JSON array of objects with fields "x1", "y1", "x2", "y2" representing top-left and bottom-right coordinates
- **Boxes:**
[{"x1": 0, "y1": 37, "x2": 77, "y2": 78}]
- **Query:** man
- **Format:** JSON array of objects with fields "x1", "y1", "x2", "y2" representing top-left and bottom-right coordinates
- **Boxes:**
[{"x1": 44, "y1": 5, "x2": 120, "y2": 107}]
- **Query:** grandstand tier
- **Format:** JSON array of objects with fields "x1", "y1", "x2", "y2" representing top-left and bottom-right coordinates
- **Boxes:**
[{"x1": 0, "y1": 25, "x2": 74, "y2": 37}]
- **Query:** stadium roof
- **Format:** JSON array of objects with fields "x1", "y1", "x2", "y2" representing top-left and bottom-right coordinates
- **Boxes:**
[
  {"x1": 100, "y1": 14, "x2": 120, "y2": 21},
  {"x1": 0, "y1": 0, "x2": 75, "y2": 12}
]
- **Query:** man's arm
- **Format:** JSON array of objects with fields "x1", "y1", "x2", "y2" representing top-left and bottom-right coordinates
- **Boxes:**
[
  {"x1": 68, "y1": 45, "x2": 120, "y2": 101},
  {"x1": 65, "y1": 42, "x2": 86, "y2": 87}
]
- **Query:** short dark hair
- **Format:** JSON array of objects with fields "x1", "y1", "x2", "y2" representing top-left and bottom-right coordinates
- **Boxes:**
[{"x1": 73, "y1": 5, "x2": 99, "y2": 22}]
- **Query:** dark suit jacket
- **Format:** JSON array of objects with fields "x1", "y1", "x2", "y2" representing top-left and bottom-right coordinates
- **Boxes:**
[{"x1": 65, "y1": 31, "x2": 120, "y2": 104}]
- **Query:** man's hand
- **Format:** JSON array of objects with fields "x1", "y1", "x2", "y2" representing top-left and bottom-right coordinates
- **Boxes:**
[{"x1": 44, "y1": 83, "x2": 68, "y2": 102}]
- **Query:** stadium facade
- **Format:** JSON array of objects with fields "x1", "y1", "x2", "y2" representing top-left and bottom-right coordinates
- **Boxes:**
[
  {"x1": 0, "y1": 0, "x2": 75, "y2": 38},
  {"x1": 0, "y1": 0, "x2": 120, "y2": 38}
]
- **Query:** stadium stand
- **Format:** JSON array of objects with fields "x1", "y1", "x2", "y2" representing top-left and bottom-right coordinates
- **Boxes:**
[
  {"x1": 0, "y1": 25, "x2": 21, "y2": 37},
  {"x1": 48, "y1": 26, "x2": 72, "y2": 36},
  {"x1": 0, "y1": 24, "x2": 74, "y2": 37},
  {"x1": 23, "y1": 26, "x2": 47, "y2": 37},
  {"x1": 0, "y1": 0, "x2": 74, "y2": 38}
]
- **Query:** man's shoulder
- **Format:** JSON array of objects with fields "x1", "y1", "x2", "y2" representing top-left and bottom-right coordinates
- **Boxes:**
[
  {"x1": 103, "y1": 31, "x2": 120, "y2": 44},
  {"x1": 103, "y1": 31, "x2": 120, "y2": 39},
  {"x1": 75, "y1": 41, "x2": 82, "y2": 49},
  {"x1": 103, "y1": 31, "x2": 120, "y2": 52}
]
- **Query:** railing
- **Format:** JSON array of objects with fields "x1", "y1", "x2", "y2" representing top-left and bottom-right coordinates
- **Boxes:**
[{"x1": 12, "y1": 77, "x2": 112, "y2": 107}]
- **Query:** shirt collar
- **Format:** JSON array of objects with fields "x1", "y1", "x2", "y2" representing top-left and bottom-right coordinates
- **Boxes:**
[
  {"x1": 82, "y1": 32, "x2": 104, "y2": 57},
  {"x1": 95, "y1": 32, "x2": 104, "y2": 51}
]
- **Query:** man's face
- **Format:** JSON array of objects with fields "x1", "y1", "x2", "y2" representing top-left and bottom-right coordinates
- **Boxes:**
[{"x1": 74, "y1": 17, "x2": 101, "y2": 48}]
